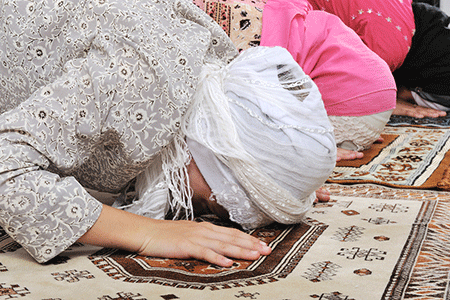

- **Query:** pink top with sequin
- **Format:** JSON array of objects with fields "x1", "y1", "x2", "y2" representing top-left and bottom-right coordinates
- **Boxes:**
[
  {"x1": 308, "y1": 0, "x2": 415, "y2": 71},
  {"x1": 260, "y1": 0, "x2": 396, "y2": 116}
]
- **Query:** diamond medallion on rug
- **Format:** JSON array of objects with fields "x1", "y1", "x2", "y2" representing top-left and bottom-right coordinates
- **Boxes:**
[{"x1": 88, "y1": 218, "x2": 327, "y2": 290}]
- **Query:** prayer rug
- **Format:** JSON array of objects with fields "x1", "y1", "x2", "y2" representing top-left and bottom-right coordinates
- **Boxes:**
[
  {"x1": 388, "y1": 114, "x2": 450, "y2": 128},
  {"x1": 328, "y1": 126, "x2": 450, "y2": 191},
  {"x1": 192, "y1": 0, "x2": 266, "y2": 52},
  {"x1": 1, "y1": 184, "x2": 449, "y2": 300}
]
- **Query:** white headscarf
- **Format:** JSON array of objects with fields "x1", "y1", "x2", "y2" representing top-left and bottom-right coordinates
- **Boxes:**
[{"x1": 182, "y1": 46, "x2": 336, "y2": 229}]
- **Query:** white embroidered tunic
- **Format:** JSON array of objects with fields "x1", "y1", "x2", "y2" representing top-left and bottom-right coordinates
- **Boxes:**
[{"x1": 0, "y1": 0, "x2": 237, "y2": 263}]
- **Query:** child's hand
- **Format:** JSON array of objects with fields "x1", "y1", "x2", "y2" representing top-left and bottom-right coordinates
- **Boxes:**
[
  {"x1": 395, "y1": 89, "x2": 447, "y2": 119},
  {"x1": 79, "y1": 205, "x2": 271, "y2": 268},
  {"x1": 137, "y1": 219, "x2": 272, "y2": 267}
]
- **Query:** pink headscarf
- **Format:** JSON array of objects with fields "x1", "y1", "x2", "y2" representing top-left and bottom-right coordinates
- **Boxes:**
[{"x1": 260, "y1": 0, "x2": 396, "y2": 116}]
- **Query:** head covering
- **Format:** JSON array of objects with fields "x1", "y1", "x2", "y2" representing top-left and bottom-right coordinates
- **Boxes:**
[{"x1": 182, "y1": 46, "x2": 336, "y2": 230}]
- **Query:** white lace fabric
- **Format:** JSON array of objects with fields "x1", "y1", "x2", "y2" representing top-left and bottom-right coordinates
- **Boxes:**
[{"x1": 329, "y1": 109, "x2": 393, "y2": 151}]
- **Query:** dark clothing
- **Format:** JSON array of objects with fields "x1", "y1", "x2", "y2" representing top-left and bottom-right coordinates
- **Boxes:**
[
  {"x1": 413, "y1": 0, "x2": 439, "y2": 7},
  {"x1": 393, "y1": 2, "x2": 450, "y2": 104},
  {"x1": 414, "y1": 87, "x2": 450, "y2": 108}
]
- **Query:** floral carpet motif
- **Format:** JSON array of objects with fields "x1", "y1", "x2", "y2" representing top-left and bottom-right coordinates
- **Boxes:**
[
  {"x1": 1, "y1": 184, "x2": 449, "y2": 299},
  {"x1": 328, "y1": 126, "x2": 450, "y2": 191}
]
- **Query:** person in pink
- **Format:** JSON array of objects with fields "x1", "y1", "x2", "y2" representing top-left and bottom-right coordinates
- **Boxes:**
[
  {"x1": 308, "y1": 0, "x2": 415, "y2": 73},
  {"x1": 306, "y1": 0, "x2": 446, "y2": 119},
  {"x1": 260, "y1": 0, "x2": 397, "y2": 160}
]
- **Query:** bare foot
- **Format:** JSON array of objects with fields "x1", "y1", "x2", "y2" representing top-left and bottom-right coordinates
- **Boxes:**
[
  {"x1": 336, "y1": 147, "x2": 364, "y2": 162},
  {"x1": 314, "y1": 187, "x2": 330, "y2": 203},
  {"x1": 394, "y1": 98, "x2": 447, "y2": 119}
]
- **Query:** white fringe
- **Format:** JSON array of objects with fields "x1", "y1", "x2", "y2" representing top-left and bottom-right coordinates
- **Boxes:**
[{"x1": 135, "y1": 133, "x2": 194, "y2": 220}]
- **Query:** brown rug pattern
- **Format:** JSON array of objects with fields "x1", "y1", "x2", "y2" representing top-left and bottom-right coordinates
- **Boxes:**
[
  {"x1": 328, "y1": 126, "x2": 450, "y2": 191},
  {"x1": 0, "y1": 184, "x2": 449, "y2": 299},
  {"x1": 89, "y1": 217, "x2": 327, "y2": 290}
]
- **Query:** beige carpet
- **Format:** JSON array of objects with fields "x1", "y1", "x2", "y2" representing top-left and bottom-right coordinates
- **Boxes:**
[
  {"x1": 328, "y1": 126, "x2": 450, "y2": 191},
  {"x1": 1, "y1": 184, "x2": 449, "y2": 300}
]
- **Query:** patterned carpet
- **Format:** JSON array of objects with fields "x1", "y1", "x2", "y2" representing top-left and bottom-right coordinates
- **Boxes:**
[
  {"x1": 328, "y1": 126, "x2": 450, "y2": 191},
  {"x1": 1, "y1": 184, "x2": 450, "y2": 300}
]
